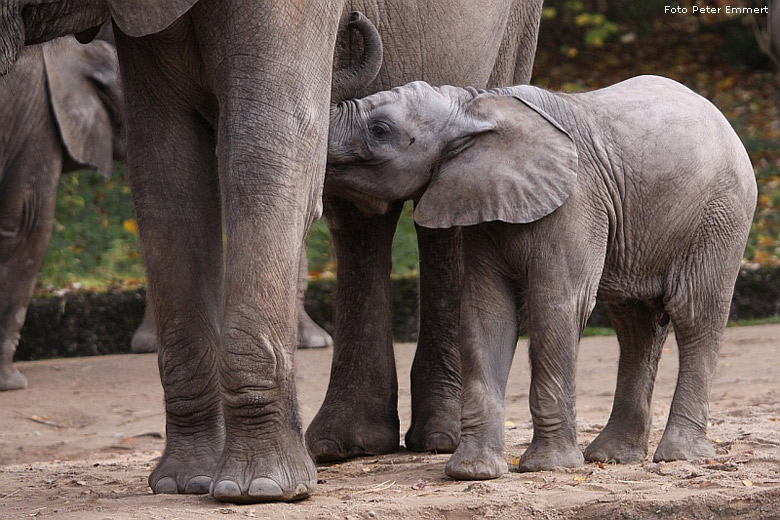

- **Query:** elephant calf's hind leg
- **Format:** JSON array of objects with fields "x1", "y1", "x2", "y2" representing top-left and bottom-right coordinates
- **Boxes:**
[{"x1": 585, "y1": 300, "x2": 669, "y2": 463}]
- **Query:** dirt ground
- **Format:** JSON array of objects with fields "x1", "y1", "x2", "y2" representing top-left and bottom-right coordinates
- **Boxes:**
[{"x1": 1, "y1": 325, "x2": 779, "y2": 519}]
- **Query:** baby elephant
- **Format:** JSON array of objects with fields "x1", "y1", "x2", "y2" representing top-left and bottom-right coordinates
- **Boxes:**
[{"x1": 326, "y1": 76, "x2": 757, "y2": 479}]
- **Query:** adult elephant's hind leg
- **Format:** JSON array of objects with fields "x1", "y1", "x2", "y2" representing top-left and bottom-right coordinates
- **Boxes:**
[
  {"x1": 405, "y1": 225, "x2": 462, "y2": 454},
  {"x1": 116, "y1": 30, "x2": 224, "y2": 496},
  {"x1": 306, "y1": 197, "x2": 402, "y2": 462},
  {"x1": 584, "y1": 300, "x2": 669, "y2": 463}
]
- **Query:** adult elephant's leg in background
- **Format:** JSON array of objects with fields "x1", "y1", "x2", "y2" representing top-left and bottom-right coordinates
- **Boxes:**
[
  {"x1": 0, "y1": 137, "x2": 62, "y2": 391},
  {"x1": 307, "y1": 197, "x2": 404, "y2": 461},
  {"x1": 193, "y1": 1, "x2": 341, "y2": 502},
  {"x1": 130, "y1": 304, "x2": 157, "y2": 353},
  {"x1": 297, "y1": 247, "x2": 333, "y2": 349},
  {"x1": 404, "y1": 225, "x2": 463, "y2": 453},
  {"x1": 114, "y1": 24, "x2": 224, "y2": 496}
]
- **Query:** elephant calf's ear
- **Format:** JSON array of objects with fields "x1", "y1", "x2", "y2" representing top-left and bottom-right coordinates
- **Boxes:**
[{"x1": 414, "y1": 95, "x2": 578, "y2": 229}]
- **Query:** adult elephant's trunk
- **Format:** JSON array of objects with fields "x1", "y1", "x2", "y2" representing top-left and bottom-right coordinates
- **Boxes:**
[{"x1": 331, "y1": 11, "x2": 383, "y2": 102}]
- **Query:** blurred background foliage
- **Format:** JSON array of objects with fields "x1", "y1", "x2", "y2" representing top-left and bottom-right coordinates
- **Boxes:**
[{"x1": 36, "y1": 1, "x2": 780, "y2": 291}]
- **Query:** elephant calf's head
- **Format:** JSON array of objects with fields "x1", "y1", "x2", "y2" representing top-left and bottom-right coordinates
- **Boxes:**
[{"x1": 326, "y1": 82, "x2": 579, "y2": 228}]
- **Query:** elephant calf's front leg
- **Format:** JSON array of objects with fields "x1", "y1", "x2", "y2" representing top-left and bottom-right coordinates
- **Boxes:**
[
  {"x1": 445, "y1": 254, "x2": 516, "y2": 480},
  {"x1": 517, "y1": 289, "x2": 587, "y2": 472}
]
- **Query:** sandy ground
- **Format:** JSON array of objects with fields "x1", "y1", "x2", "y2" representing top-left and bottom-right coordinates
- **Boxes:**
[{"x1": 1, "y1": 325, "x2": 779, "y2": 519}]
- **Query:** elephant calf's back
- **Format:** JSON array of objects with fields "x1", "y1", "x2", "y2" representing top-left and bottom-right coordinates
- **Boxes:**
[{"x1": 593, "y1": 76, "x2": 756, "y2": 300}]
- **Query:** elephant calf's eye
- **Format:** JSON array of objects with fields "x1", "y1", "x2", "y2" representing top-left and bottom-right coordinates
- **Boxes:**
[{"x1": 369, "y1": 121, "x2": 392, "y2": 139}]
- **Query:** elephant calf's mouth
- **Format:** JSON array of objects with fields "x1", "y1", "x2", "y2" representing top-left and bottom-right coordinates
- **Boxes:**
[{"x1": 326, "y1": 182, "x2": 392, "y2": 215}]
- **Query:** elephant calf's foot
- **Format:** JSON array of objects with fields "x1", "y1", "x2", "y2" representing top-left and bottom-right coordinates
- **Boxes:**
[
  {"x1": 306, "y1": 406, "x2": 400, "y2": 462},
  {"x1": 149, "y1": 449, "x2": 220, "y2": 495},
  {"x1": 517, "y1": 437, "x2": 584, "y2": 472},
  {"x1": 211, "y1": 439, "x2": 317, "y2": 503},
  {"x1": 653, "y1": 427, "x2": 715, "y2": 462},
  {"x1": 584, "y1": 428, "x2": 648, "y2": 463},
  {"x1": 0, "y1": 366, "x2": 28, "y2": 391},
  {"x1": 445, "y1": 438, "x2": 507, "y2": 480}
]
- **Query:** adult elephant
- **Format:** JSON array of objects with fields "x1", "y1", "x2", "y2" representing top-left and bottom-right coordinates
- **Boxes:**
[
  {"x1": 0, "y1": 35, "x2": 125, "y2": 391},
  {"x1": 0, "y1": 0, "x2": 542, "y2": 504}
]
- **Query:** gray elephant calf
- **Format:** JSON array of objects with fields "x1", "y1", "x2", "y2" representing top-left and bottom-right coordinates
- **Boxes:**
[{"x1": 326, "y1": 76, "x2": 757, "y2": 479}]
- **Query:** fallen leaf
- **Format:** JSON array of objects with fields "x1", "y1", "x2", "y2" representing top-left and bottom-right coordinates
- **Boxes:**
[{"x1": 743, "y1": 480, "x2": 753, "y2": 487}]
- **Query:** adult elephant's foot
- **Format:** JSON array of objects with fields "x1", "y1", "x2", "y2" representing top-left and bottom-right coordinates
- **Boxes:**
[
  {"x1": 445, "y1": 437, "x2": 507, "y2": 480},
  {"x1": 130, "y1": 326, "x2": 158, "y2": 353},
  {"x1": 149, "y1": 444, "x2": 221, "y2": 495},
  {"x1": 211, "y1": 436, "x2": 317, "y2": 503},
  {"x1": 0, "y1": 365, "x2": 27, "y2": 391},
  {"x1": 404, "y1": 399, "x2": 460, "y2": 453},
  {"x1": 653, "y1": 418, "x2": 714, "y2": 462},
  {"x1": 584, "y1": 426, "x2": 648, "y2": 463},
  {"x1": 130, "y1": 307, "x2": 158, "y2": 353},
  {"x1": 516, "y1": 437, "x2": 584, "y2": 472},
  {"x1": 306, "y1": 403, "x2": 400, "y2": 462},
  {"x1": 297, "y1": 312, "x2": 332, "y2": 349}
]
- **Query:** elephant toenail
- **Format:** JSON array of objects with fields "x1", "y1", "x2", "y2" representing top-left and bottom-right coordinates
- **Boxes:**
[
  {"x1": 248, "y1": 477, "x2": 283, "y2": 498},
  {"x1": 212, "y1": 480, "x2": 242, "y2": 501},
  {"x1": 294, "y1": 483, "x2": 313, "y2": 498},
  {"x1": 425, "y1": 432, "x2": 458, "y2": 452},
  {"x1": 184, "y1": 475, "x2": 212, "y2": 494},
  {"x1": 153, "y1": 476, "x2": 178, "y2": 494},
  {"x1": 309, "y1": 439, "x2": 342, "y2": 461}
]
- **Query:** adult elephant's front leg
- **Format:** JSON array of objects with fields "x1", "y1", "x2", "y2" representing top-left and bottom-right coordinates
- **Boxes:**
[
  {"x1": 191, "y1": 1, "x2": 340, "y2": 503},
  {"x1": 115, "y1": 27, "x2": 225, "y2": 496},
  {"x1": 307, "y1": 196, "x2": 403, "y2": 461}
]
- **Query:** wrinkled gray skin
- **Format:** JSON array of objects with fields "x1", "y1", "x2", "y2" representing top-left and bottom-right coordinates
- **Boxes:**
[
  {"x1": 327, "y1": 77, "x2": 757, "y2": 479},
  {"x1": 0, "y1": 36, "x2": 125, "y2": 391},
  {"x1": 0, "y1": 0, "x2": 541, "y2": 503}
]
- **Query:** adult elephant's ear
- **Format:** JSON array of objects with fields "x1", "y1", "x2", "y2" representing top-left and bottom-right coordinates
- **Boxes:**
[
  {"x1": 43, "y1": 37, "x2": 118, "y2": 177},
  {"x1": 109, "y1": 0, "x2": 198, "y2": 37},
  {"x1": 414, "y1": 93, "x2": 578, "y2": 229}
]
